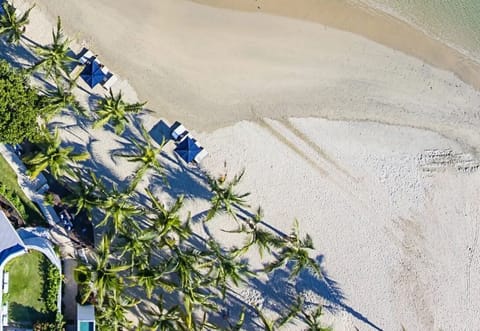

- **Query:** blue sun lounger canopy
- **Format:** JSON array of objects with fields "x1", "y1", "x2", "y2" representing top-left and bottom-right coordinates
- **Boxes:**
[
  {"x1": 80, "y1": 60, "x2": 106, "y2": 88},
  {"x1": 174, "y1": 137, "x2": 202, "y2": 163}
]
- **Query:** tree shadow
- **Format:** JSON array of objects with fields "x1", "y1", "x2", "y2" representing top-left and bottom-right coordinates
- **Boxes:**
[
  {"x1": 155, "y1": 160, "x2": 212, "y2": 202},
  {"x1": 235, "y1": 256, "x2": 384, "y2": 331},
  {"x1": 0, "y1": 39, "x2": 37, "y2": 69},
  {"x1": 8, "y1": 302, "x2": 51, "y2": 326}
]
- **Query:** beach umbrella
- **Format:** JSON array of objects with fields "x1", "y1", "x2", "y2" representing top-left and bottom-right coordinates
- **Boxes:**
[
  {"x1": 174, "y1": 137, "x2": 201, "y2": 163},
  {"x1": 80, "y1": 60, "x2": 106, "y2": 88}
]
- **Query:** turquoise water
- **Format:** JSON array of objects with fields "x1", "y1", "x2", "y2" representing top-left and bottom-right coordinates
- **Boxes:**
[
  {"x1": 79, "y1": 321, "x2": 94, "y2": 331},
  {"x1": 356, "y1": 0, "x2": 480, "y2": 61}
]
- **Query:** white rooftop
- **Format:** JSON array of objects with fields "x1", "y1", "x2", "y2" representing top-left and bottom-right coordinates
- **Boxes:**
[
  {"x1": 77, "y1": 304, "x2": 95, "y2": 321},
  {"x1": 0, "y1": 211, "x2": 26, "y2": 267}
]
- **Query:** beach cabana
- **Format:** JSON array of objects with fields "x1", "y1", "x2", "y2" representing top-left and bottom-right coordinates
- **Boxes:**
[
  {"x1": 80, "y1": 60, "x2": 106, "y2": 88},
  {"x1": 174, "y1": 137, "x2": 202, "y2": 163}
]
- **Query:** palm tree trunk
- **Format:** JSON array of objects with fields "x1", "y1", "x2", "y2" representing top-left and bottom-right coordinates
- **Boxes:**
[{"x1": 21, "y1": 34, "x2": 41, "y2": 48}]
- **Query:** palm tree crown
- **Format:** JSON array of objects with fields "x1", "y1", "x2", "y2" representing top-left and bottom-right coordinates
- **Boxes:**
[
  {"x1": 115, "y1": 125, "x2": 166, "y2": 187},
  {"x1": 39, "y1": 76, "x2": 87, "y2": 120},
  {"x1": 265, "y1": 220, "x2": 322, "y2": 279},
  {"x1": 74, "y1": 235, "x2": 130, "y2": 306},
  {"x1": 205, "y1": 169, "x2": 250, "y2": 222},
  {"x1": 32, "y1": 16, "x2": 77, "y2": 79},
  {"x1": 0, "y1": 2, "x2": 34, "y2": 45},
  {"x1": 23, "y1": 127, "x2": 89, "y2": 179},
  {"x1": 93, "y1": 89, "x2": 146, "y2": 135},
  {"x1": 96, "y1": 184, "x2": 141, "y2": 234}
]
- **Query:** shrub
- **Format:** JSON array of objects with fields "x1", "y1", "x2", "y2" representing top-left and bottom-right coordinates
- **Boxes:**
[
  {"x1": 0, "y1": 60, "x2": 44, "y2": 144},
  {"x1": 0, "y1": 182, "x2": 27, "y2": 219},
  {"x1": 33, "y1": 313, "x2": 65, "y2": 331},
  {"x1": 45, "y1": 263, "x2": 60, "y2": 313}
]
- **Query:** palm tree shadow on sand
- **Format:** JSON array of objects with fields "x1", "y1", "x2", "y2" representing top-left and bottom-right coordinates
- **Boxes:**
[
  {"x1": 210, "y1": 256, "x2": 383, "y2": 331},
  {"x1": 0, "y1": 38, "x2": 37, "y2": 68},
  {"x1": 202, "y1": 204, "x2": 384, "y2": 330}
]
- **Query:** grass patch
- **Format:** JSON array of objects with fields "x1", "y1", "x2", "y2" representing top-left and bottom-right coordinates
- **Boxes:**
[
  {"x1": 5, "y1": 251, "x2": 57, "y2": 325},
  {"x1": 0, "y1": 154, "x2": 44, "y2": 225}
]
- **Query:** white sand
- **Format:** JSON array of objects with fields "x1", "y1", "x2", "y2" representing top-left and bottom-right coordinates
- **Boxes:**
[{"x1": 13, "y1": 0, "x2": 480, "y2": 329}]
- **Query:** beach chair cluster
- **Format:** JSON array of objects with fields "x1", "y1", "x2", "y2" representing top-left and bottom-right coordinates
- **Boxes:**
[
  {"x1": 73, "y1": 48, "x2": 118, "y2": 89},
  {"x1": 170, "y1": 121, "x2": 208, "y2": 164}
]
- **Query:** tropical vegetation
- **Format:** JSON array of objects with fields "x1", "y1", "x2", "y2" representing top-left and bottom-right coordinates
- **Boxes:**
[
  {"x1": 93, "y1": 89, "x2": 146, "y2": 135},
  {"x1": 23, "y1": 127, "x2": 89, "y2": 179},
  {"x1": 0, "y1": 60, "x2": 43, "y2": 144},
  {"x1": 0, "y1": 1, "x2": 34, "y2": 45},
  {"x1": 0, "y1": 2, "x2": 331, "y2": 330},
  {"x1": 31, "y1": 16, "x2": 77, "y2": 80},
  {"x1": 0, "y1": 154, "x2": 44, "y2": 224}
]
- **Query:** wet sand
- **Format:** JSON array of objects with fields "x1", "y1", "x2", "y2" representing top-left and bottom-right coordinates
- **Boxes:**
[{"x1": 193, "y1": 0, "x2": 480, "y2": 90}]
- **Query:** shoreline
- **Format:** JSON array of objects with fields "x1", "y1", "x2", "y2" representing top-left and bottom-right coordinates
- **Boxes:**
[
  {"x1": 26, "y1": 0, "x2": 480, "y2": 153},
  {"x1": 191, "y1": 0, "x2": 480, "y2": 91}
]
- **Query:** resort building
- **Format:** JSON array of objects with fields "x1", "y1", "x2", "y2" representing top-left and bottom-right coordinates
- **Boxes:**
[
  {"x1": 77, "y1": 304, "x2": 95, "y2": 331},
  {"x1": 0, "y1": 210, "x2": 61, "y2": 331}
]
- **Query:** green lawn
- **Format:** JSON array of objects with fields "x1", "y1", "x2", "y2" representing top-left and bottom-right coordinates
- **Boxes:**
[
  {"x1": 0, "y1": 153, "x2": 45, "y2": 225},
  {"x1": 5, "y1": 251, "x2": 55, "y2": 325}
]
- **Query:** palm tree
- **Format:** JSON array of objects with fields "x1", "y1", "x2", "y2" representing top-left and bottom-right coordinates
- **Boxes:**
[
  {"x1": 225, "y1": 308, "x2": 246, "y2": 331},
  {"x1": 205, "y1": 240, "x2": 253, "y2": 298},
  {"x1": 145, "y1": 188, "x2": 191, "y2": 243},
  {"x1": 179, "y1": 281, "x2": 216, "y2": 331},
  {"x1": 38, "y1": 76, "x2": 88, "y2": 120},
  {"x1": 301, "y1": 305, "x2": 332, "y2": 331},
  {"x1": 74, "y1": 235, "x2": 130, "y2": 306},
  {"x1": 97, "y1": 288, "x2": 139, "y2": 331},
  {"x1": 264, "y1": 220, "x2": 321, "y2": 279},
  {"x1": 96, "y1": 184, "x2": 141, "y2": 234},
  {"x1": 63, "y1": 170, "x2": 104, "y2": 218},
  {"x1": 228, "y1": 207, "x2": 286, "y2": 258},
  {"x1": 255, "y1": 298, "x2": 303, "y2": 331},
  {"x1": 168, "y1": 246, "x2": 206, "y2": 290},
  {"x1": 142, "y1": 296, "x2": 182, "y2": 331},
  {"x1": 32, "y1": 16, "x2": 78, "y2": 80},
  {"x1": 205, "y1": 170, "x2": 250, "y2": 222},
  {"x1": 0, "y1": 2, "x2": 34, "y2": 45},
  {"x1": 255, "y1": 307, "x2": 278, "y2": 331},
  {"x1": 93, "y1": 89, "x2": 146, "y2": 135},
  {"x1": 23, "y1": 127, "x2": 89, "y2": 179},
  {"x1": 115, "y1": 126, "x2": 166, "y2": 187},
  {"x1": 128, "y1": 265, "x2": 176, "y2": 299},
  {"x1": 117, "y1": 223, "x2": 156, "y2": 268}
]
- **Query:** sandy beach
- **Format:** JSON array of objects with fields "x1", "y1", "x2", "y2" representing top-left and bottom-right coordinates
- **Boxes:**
[{"x1": 12, "y1": 0, "x2": 480, "y2": 329}]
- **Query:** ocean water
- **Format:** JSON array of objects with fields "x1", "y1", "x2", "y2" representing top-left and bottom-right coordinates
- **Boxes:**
[{"x1": 354, "y1": 0, "x2": 480, "y2": 62}]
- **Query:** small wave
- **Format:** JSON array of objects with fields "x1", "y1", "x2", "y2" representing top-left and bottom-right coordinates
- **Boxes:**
[{"x1": 350, "y1": 0, "x2": 480, "y2": 65}]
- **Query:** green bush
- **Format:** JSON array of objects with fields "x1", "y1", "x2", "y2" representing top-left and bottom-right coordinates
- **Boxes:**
[
  {"x1": 44, "y1": 263, "x2": 60, "y2": 313},
  {"x1": 0, "y1": 182, "x2": 27, "y2": 219},
  {"x1": 0, "y1": 60, "x2": 44, "y2": 144},
  {"x1": 33, "y1": 313, "x2": 65, "y2": 331}
]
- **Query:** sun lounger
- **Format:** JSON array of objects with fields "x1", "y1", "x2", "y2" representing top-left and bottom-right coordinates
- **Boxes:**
[
  {"x1": 171, "y1": 122, "x2": 189, "y2": 142},
  {"x1": 194, "y1": 148, "x2": 208, "y2": 163},
  {"x1": 78, "y1": 49, "x2": 95, "y2": 65},
  {"x1": 102, "y1": 73, "x2": 118, "y2": 90}
]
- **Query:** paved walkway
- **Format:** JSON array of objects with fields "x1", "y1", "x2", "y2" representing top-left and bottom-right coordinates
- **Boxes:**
[{"x1": 0, "y1": 144, "x2": 82, "y2": 322}]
